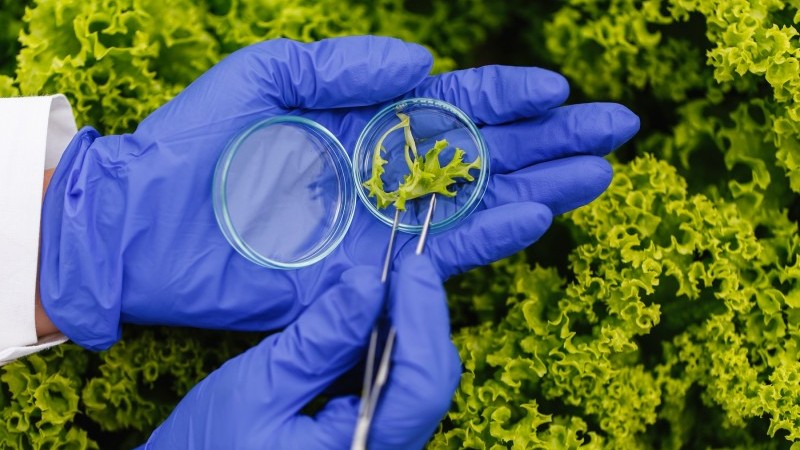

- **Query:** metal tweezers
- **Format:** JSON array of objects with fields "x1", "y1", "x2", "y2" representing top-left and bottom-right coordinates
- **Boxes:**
[{"x1": 350, "y1": 193, "x2": 437, "y2": 450}]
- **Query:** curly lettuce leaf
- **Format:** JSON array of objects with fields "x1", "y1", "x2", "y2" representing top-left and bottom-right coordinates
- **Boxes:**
[
  {"x1": 363, "y1": 114, "x2": 481, "y2": 211},
  {"x1": 394, "y1": 140, "x2": 481, "y2": 211}
]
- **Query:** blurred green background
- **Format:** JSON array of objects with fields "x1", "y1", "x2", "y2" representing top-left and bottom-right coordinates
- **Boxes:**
[{"x1": 1, "y1": 0, "x2": 798, "y2": 448}]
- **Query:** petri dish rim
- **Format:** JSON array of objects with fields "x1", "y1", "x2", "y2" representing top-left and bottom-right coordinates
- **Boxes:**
[
  {"x1": 352, "y1": 97, "x2": 490, "y2": 234},
  {"x1": 213, "y1": 115, "x2": 356, "y2": 269}
]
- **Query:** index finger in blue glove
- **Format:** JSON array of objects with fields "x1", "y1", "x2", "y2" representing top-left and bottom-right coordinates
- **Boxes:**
[
  {"x1": 411, "y1": 65, "x2": 569, "y2": 125},
  {"x1": 139, "y1": 36, "x2": 433, "y2": 133},
  {"x1": 244, "y1": 36, "x2": 434, "y2": 110},
  {"x1": 484, "y1": 103, "x2": 640, "y2": 174},
  {"x1": 368, "y1": 254, "x2": 461, "y2": 449}
]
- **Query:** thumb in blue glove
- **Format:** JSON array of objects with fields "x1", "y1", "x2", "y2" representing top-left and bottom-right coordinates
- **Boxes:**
[{"x1": 143, "y1": 255, "x2": 460, "y2": 450}]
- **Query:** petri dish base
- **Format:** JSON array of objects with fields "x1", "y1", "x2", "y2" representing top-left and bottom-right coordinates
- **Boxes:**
[
  {"x1": 352, "y1": 98, "x2": 489, "y2": 234},
  {"x1": 213, "y1": 116, "x2": 356, "y2": 269}
]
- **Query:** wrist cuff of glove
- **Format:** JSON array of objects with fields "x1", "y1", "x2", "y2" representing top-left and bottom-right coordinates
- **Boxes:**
[{"x1": 40, "y1": 126, "x2": 123, "y2": 351}]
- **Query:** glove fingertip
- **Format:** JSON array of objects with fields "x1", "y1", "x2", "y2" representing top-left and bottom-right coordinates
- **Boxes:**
[
  {"x1": 593, "y1": 157, "x2": 614, "y2": 190},
  {"x1": 521, "y1": 201, "x2": 554, "y2": 234},
  {"x1": 611, "y1": 104, "x2": 641, "y2": 148},
  {"x1": 528, "y1": 67, "x2": 570, "y2": 111},
  {"x1": 404, "y1": 41, "x2": 434, "y2": 76},
  {"x1": 551, "y1": 156, "x2": 612, "y2": 215},
  {"x1": 376, "y1": 37, "x2": 434, "y2": 98}
]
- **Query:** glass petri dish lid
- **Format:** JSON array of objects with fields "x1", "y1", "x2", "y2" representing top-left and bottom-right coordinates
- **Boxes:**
[
  {"x1": 213, "y1": 116, "x2": 356, "y2": 269},
  {"x1": 352, "y1": 98, "x2": 489, "y2": 234}
]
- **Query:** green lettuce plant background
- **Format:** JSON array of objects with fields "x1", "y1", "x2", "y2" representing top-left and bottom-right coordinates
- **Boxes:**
[{"x1": 0, "y1": 0, "x2": 798, "y2": 448}]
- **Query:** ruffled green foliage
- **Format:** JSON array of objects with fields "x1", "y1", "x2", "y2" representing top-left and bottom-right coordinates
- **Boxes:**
[
  {"x1": 10, "y1": 0, "x2": 505, "y2": 134},
  {"x1": 0, "y1": 0, "x2": 26, "y2": 96},
  {"x1": 2, "y1": 0, "x2": 798, "y2": 448},
  {"x1": 433, "y1": 156, "x2": 799, "y2": 449},
  {"x1": 16, "y1": 0, "x2": 217, "y2": 133},
  {"x1": 357, "y1": 0, "x2": 506, "y2": 72},
  {"x1": 0, "y1": 345, "x2": 92, "y2": 449},
  {"x1": 203, "y1": 0, "x2": 502, "y2": 73},
  {"x1": 0, "y1": 76, "x2": 18, "y2": 97},
  {"x1": 0, "y1": 329, "x2": 260, "y2": 449},
  {"x1": 0, "y1": 0, "x2": 28, "y2": 77},
  {"x1": 429, "y1": 1, "x2": 799, "y2": 447},
  {"x1": 542, "y1": 0, "x2": 800, "y2": 202}
]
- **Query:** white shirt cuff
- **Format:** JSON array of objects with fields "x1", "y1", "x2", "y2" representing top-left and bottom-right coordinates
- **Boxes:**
[
  {"x1": 0, "y1": 334, "x2": 69, "y2": 366},
  {"x1": 0, "y1": 94, "x2": 77, "y2": 365}
]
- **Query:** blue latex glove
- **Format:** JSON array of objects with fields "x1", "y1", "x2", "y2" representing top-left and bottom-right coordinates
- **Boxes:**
[
  {"x1": 41, "y1": 36, "x2": 640, "y2": 350},
  {"x1": 141, "y1": 256, "x2": 459, "y2": 449}
]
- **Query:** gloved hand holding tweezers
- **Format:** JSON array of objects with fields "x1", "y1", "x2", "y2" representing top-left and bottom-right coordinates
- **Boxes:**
[{"x1": 141, "y1": 256, "x2": 460, "y2": 450}]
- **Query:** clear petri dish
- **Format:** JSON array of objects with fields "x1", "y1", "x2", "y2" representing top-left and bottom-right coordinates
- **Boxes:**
[
  {"x1": 213, "y1": 116, "x2": 356, "y2": 269},
  {"x1": 352, "y1": 98, "x2": 489, "y2": 234}
]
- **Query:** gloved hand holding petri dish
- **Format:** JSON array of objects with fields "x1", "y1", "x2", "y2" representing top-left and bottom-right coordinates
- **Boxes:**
[
  {"x1": 212, "y1": 97, "x2": 488, "y2": 270},
  {"x1": 213, "y1": 97, "x2": 489, "y2": 449}
]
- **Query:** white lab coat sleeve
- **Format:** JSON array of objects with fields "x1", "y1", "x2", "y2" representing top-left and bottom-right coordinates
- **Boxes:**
[{"x1": 0, "y1": 95, "x2": 77, "y2": 366}]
